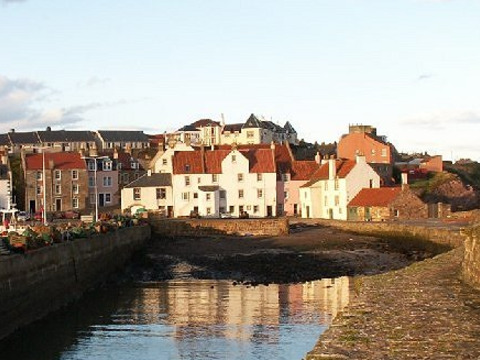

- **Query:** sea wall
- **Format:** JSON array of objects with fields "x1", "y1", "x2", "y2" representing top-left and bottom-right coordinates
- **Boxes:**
[
  {"x1": 150, "y1": 217, "x2": 289, "y2": 237},
  {"x1": 0, "y1": 225, "x2": 150, "y2": 341},
  {"x1": 293, "y1": 219, "x2": 465, "y2": 249},
  {"x1": 462, "y1": 224, "x2": 480, "y2": 289}
]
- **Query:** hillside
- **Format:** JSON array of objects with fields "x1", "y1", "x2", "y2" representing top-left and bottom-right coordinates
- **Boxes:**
[{"x1": 410, "y1": 168, "x2": 480, "y2": 211}]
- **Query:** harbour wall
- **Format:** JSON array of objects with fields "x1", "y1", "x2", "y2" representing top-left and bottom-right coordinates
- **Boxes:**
[
  {"x1": 149, "y1": 217, "x2": 289, "y2": 237},
  {"x1": 0, "y1": 225, "x2": 150, "y2": 341},
  {"x1": 462, "y1": 224, "x2": 480, "y2": 289}
]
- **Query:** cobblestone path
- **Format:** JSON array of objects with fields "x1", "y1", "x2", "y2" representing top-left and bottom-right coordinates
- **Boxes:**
[{"x1": 306, "y1": 247, "x2": 480, "y2": 359}]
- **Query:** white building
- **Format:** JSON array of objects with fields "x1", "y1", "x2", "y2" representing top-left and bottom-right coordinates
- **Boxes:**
[
  {"x1": 171, "y1": 145, "x2": 278, "y2": 218},
  {"x1": 300, "y1": 156, "x2": 380, "y2": 220}
]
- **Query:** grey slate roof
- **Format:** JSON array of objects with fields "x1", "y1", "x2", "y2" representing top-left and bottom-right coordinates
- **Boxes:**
[
  {"x1": 38, "y1": 130, "x2": 96, "y2": 143},
  {"x1": 97, "y1": 130, "x2": 149, "y2": 142},
  {"x1": 0, "y1": 134, "x2": 10, "y2": 147},
  {"x1": 8, "y1": 131, "x2": 40, "y2": 145},
  {"x1": 125, "y1": 173, "x2": 172, "y2": 188},
  {"x1": 284, "y1": 121, "x2": 296, "y2": 133},
  {"x1": 223, "y1": 123, "x2": 243, "y2": 132},
  {"x1": 242, "y1": 114, "x2": 264, "y2": 129}
]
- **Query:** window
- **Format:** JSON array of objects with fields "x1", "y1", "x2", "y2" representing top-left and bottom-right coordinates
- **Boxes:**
[
  {"x1": 130, "y1": 161, "x2": 138, "y2": 170},
  {"x1": 324, "y1": 182, "x2": 328, "y2": 191},
  {"x1": 253, "y1": 205, "x2": 259, "y2": 213},
  {"x1": 247, "y1": 205, "x2": 251, "y2": 211},
  {"x1": 257, "y1": 173, "x2": 262, "y2": 182},
  {"x1": 212, "y1": 174, "x2": 218, "y2": 183},
  {"x1": 206, "y1": 193, "x2": 211, "y2": 201},
  {"x1": 231, "y1": 155, "x2": 236, "y2": 163},
  {"x1": 36, "y1": 171, "x2": 42, "y2": 181},
  {"x1": 229, "y1": 205, "x2": 234, "y2": 213},
  {"x1": 72, "y1": 198, "x2": 79, "y2": 209},
  {"x1": 89, "y1": 176, "x2": 95, "y2": 187},
  {"x1": 72, "y1": 184, "x2": 79, "y2": 194},
  {"x1": 182, "y1": 192, "x2": 190, "y2": 201},
  {"x1": 162, "y1": 159, "x2": 167, "y2": 165},
  {"x1": 257, "y1": 189, "x2": 263, "y2": 198},
  {"x1": 237, "y1": 173, "x2": 243, "y2": 182},
  {"x1": 185, "y1": 176, "x2": 190, "y2": 186},
  {"x1": 334, "y1": 178, "x2": 339, "y2": 190},
  {"x1": 198, "y1": 177, "x2": 201, "y2": 184},
  {"x1": 55, "y1": 184, "x2": 61, "y2": 195},
  {"x1": 238, "y1": 189, "x2": 244, "y2": 198},
  {"x1": 381, "y1": 148, "x2": 387, "y2": 157},
  {"x1": 324, "y1": 196, "x2": 328, "y2": 206},
  {"x1": 54, "y1": 170, "x2": 61, "y2": 181},
  {"x1": 156, "y1": 188, "x2": 166, "y2": 199},
  {"x1": 105, "y1": 193, "x2": 111, "y2": 203},
  {"x1": 206, "y1": 207, "x2": 211, "y2": 215},
  {"x1": 103, "y1": 161, "x2": 112, "y2": 171},
  {"x1": 122, "y1": 173, "x2": 130, "y2": 184},
  {"x1": 133, "y1": 188, "x2": 141, "y2": 200},
  {"x1": 247, "y1": 131, "x2": 254, "y2": 138},
  {"x1": 284, "y1": 191, "x2": 289, "y2": 199},
  {"x1": 88, "y1": 161, "x2": 96, "y2": 171},
  {"x1": 90, "y1": 194, "x2": 96, "y2": 205},
  {"x1": 36, "y1": 186, "x2": 42, "y2": 195},
  {"x1": 71, "y1": 170, "x2": 79, "y2": 180},
  {"x1": 394, "y1": 209, "x2": 400, "y2": 217},
  {"x1": 282, "y1": 173, "x2": 290, "y2": 181},
  {"x1": 193, "y1": 192, "x2": 198, "y2": 199},
  {"x1": 219, "y1": 206, "x2": 226, "y2": 213},
  {"x1": 334, "y1": 195, "x2": 339, "y2": 206},
  {"x1": 220, "y1": 190, "x2": 226, "y2": 199},
  {"x1": 185, "y1": 164, "x2": 191, "y2": 172},
  {"x1": 369, "y1": 179, "x2": 374, "y2": 188},
  {"x1": 103, "y1": 176, "x2": 112, "y2": 187}
]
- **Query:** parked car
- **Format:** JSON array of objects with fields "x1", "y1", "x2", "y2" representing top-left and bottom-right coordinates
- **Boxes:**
[
  {"x1": 17, "y1": 211, "x2": 30, "y2": 222},
  {"x1": 220, "y1": 212, "x2": 233, "y2": 218}
]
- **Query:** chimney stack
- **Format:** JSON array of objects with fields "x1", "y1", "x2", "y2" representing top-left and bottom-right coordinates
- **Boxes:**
[
  {"x1": 401, "y1": 172, "x2": 409, "y2": 190},
  {"x1": 328, "y1": 156, "x2": 336, "y2": 180}
]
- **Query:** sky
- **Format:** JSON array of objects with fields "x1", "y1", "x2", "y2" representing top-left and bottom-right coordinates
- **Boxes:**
[{"x1": 1, "y1": 0, "x2": 479, "y2": 161}]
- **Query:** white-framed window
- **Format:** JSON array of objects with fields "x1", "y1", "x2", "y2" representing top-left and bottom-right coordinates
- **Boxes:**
[
  {"x1": 212, "y1": 174, "x2": 218, "y2": 183},
  {"x1": 257, "y1": 173, "x2": 262, "y2": 182},
  {"x1": 334, "y1": 178, "x2": 339, "y2": 190},
  {"x1": 36, "y1": 171, "x2": 42, "y2": 181},
  {"x1": 207, "y1": 207, "x2": 211, "y2": 215},
  {"x1": 247, "y1": 130, "x2": 254, "y2": 138},
  {"x1": 72, "y1": 184, "x2": 79, "y2": 194},
  {"x1": 89, "y1": 176, "x2": 95, "y2": 187},
  {"x1": 185, "y1": 176, "x2": 190, "y2": 186},
  {"x1": 238, "y1": 189, "x2": 244, "y2": 198},
  {"x1": 105, "y1": 193, "x2": 111, "y2": 203},
  {"x1": 54, "y1": 170, "x2": 61, "y2": 181},
  {"x1": 133, "y1": 187, "x2": 141, "y2": 200},
  {"x1": 206, "y1": 193, "x2": 211, "y2": 201},
  {"x1": 36, "y1": 186, "x2": 42, "y2": 195},
  {"x1": 162, "y1": 158, "x2": 167, "y2": 165},
  {"x1": 182, "y1": 192, "x2": 190, "y2": 201},
  {"x1": 103, "y1": 161, "x2": 113, "y2": 171},
  {"x1": 88, "y1": 161, "x2": 96, "y2": 171},
  {"x1": 72, "y1": 198, "x2": 79, "y2": 208},
  {"x1": 156, "y1": 188, "x2": 166, "y2": 199},
  {"x1": 130, "y1": 161, "x2": 139, "y2": 170},
  {"x1": 334, "y1": 195, "x2": 340, "y2": 206},
  {"x1": 257, "y1": 189, "x2": 263, "y2": 198},
  {"x1": 55, "y1": 184, "x2": 61, "y2": 195},
  {"x1": 71, "y1": 170, "x2": 79, "y2": 180},
  {"x1": 231, "y1": 155, "x2": 236, "y2": 163},
  {"x1": 103, "y1": 176, "x2": 112, "y2": 187},
  {"x1": 237, "y1": 173, "x2": 243, "y2": 182}
]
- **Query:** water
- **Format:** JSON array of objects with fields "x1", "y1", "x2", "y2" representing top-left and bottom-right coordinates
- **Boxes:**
[{"x1": 0, "y1": 278, "x2": 350, "y2": 360}]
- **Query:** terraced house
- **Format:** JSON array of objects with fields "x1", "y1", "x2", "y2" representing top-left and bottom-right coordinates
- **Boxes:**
[{"x1": 23, "y1": 152, "x2": 88, "y2": 214}]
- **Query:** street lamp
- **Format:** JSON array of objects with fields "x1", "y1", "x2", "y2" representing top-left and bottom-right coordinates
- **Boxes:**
[{"x1": 82, "y1": 155, "x2": 109, "y2": 223}]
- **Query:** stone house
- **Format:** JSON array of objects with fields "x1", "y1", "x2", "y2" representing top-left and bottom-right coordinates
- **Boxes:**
[
  {"x1": 300, "y1": 155, "x2": 380, "y2": 220},
  {"x1": 0, "y1": 151, "x2": 12, "y2": 210},
  {"x1": 23, "y1": 152, "x2": 88, "y2": 214},
  {"x1": 37, "y1": 128, "x2": 97, "y2": 153},
  {"x1": 84, "y1": 155, "x2": 119, "y2": 211},
  {"x1": 337, "y1": 124, "x2": 395, "y2": 184},
  {"x1": 7, "y1": 131, "x2": 41, "y2": 153},
  {"x1": 95, "y1": 130, "x2": 150, "y2": 153},
  {"x1": 113, "y1": 150, "x2": 145, "y2": 204},
  {"x1": 347, "y1": 186, "x2": 428, "y2": 221},
  {"x1": 120, "y1": 171, "x2": 173, "y2": 216}
]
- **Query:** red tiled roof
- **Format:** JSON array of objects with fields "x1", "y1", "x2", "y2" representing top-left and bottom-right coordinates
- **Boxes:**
[
  {"x1": 301, "y1": 159, "x2": 356, "y2": 187},
  {"x1": 173, "y1": 148, "x2": 275, "y2": 174},
  {"x1": 192, "y1": 119, "x2": 220, "y2": 127},
  {"x1": 348, "y1": 187, "x2": 402, "y2": 207},
  {"x1": 25, "y1": 152, "x2": 86, "y2": 170},
  {"x1": 291, "y1": 161, "x2": 320, "y2": 180}
]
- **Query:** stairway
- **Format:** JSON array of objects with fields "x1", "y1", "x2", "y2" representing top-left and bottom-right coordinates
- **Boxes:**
[{"x1": 0, "y1": 239, "x2": 10, "y2": 255}]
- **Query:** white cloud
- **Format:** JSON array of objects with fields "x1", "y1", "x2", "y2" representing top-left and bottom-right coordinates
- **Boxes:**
[
  {"x1": 77, "y1": 76, "x2": 112, "y2": 88},
  {"x1": 400, "y1": 110, "x2": 480, "y2": 130}
]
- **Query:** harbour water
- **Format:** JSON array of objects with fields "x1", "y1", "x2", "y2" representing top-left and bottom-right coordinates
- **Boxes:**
[{"x1": 0, "y1": 278, "x2": 350, "y2": 360}]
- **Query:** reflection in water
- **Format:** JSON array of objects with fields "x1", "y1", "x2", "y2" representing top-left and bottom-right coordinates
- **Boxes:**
[{"x1": 0, "y1": 278, "x2": 349, "y2": 360}]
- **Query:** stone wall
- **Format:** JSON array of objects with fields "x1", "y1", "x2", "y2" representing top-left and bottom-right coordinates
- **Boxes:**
[
  {"x1": 0, "y1": 225, "x2": 150, "y2": 341},
  {"x1": 462, "y1": 224, "x2": 480, "y2": 289},
  {"x1": 150, "y1": 217, "x2": 289, "y2": 237}
]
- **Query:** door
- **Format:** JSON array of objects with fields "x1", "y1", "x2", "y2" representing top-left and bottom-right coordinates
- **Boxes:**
[
  {"x1": 293, "y1": 204, "x2": 298, "y2": 216},
  {"x1": 29, "y1": 200, "x2": 36, "y2": 213},
  {"x1": 167, "y1": 206, "x2": 174, "y2": 218},
  {"x1": 55, "y1": 198, "x2": 62, "y2": 211},
  {"x1": 306, "y1": 206, "x2": 310, "y2": 218},
  {"x1": 267, "y1": 206, "x2": 273, "y2": 217},
  {"x1": 99, "y1": 194, "x2": 105, "y2": 207}
]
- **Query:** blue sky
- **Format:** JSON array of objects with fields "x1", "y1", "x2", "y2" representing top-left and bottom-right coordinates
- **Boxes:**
[{"x1": 1, "y1": 0, "x2": 479, "y2": 161}]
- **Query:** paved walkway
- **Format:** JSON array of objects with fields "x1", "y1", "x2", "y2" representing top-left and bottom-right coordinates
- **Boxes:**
[{"x1": 306, "y1": 247, "x2": 480, "y2": 359}]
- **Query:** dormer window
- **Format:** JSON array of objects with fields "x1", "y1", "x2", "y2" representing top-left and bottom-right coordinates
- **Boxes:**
[
  {"x1": 103, "y1": 161, "x2": 112, "y2": 171},
  {"x1": 130, "y1": 161, "x2": 138, "y2": 170}
]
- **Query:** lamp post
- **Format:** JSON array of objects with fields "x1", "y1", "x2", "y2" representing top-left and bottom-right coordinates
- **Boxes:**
[{"x1": 82, "y1": 155, "x2": 108, "y2": 223}]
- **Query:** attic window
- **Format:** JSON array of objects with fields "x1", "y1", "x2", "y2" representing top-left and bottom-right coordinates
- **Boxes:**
[
  {"x1": 185, "y1": 164, "x2": 191, "y2": 172},
  {"x1": 231, "y1": 155, "x2": 236, "y2": 163}
]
